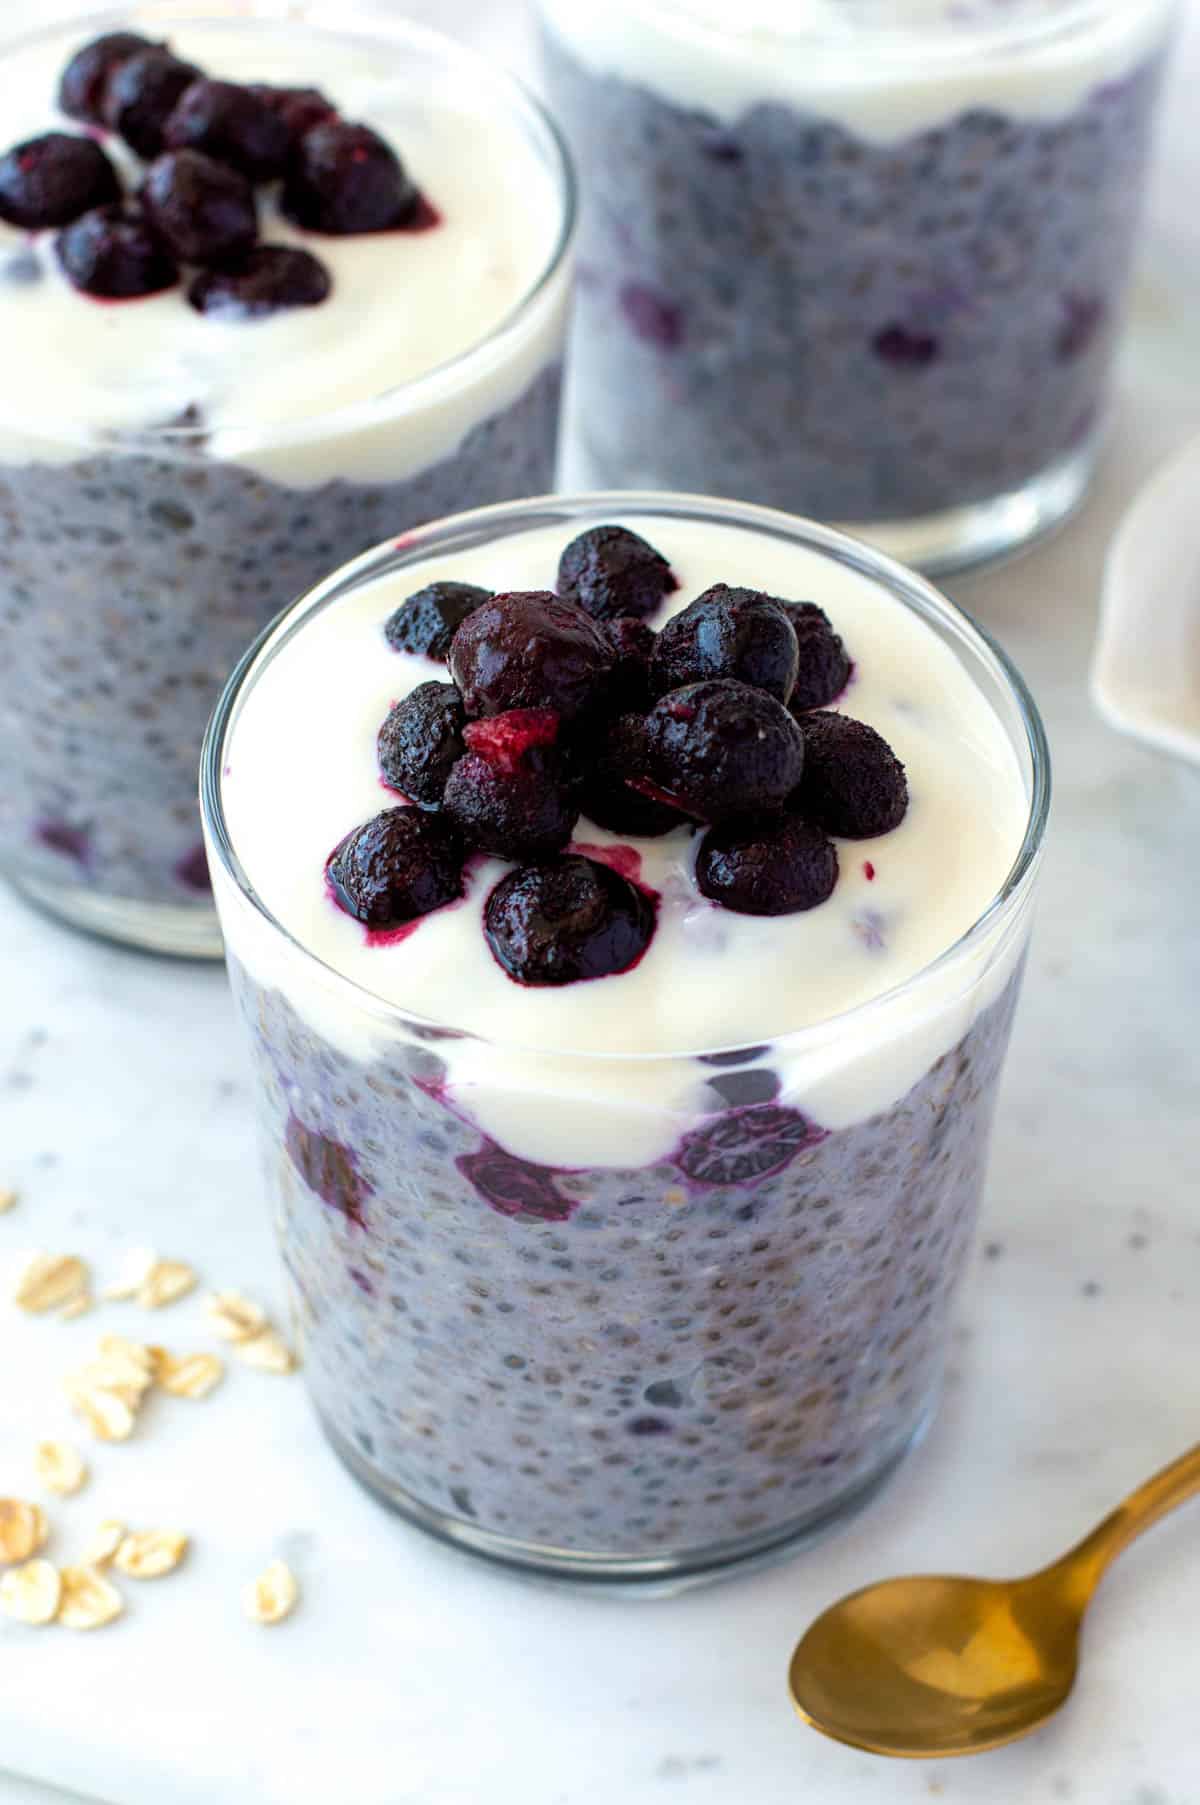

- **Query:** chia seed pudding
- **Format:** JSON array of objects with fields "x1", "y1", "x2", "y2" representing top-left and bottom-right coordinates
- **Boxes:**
[
  {"x1": 203, "y1": 495, "x2": 1048, "y2": 1586},
  {"x1": 540, "y1": 0, "x2": 1175, "y2": 571},
  {"x1": 0, "y1": 8, "x2": 574, "y2": 956}
]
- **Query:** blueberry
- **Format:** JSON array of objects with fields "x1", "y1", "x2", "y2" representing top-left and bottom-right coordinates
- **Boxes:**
[
  {"x1": 444, "y1": 710, "x2": 578, "y2": 860},
  {"x1": 872, "y1": 323, "x2": 940, "y2": 368},
  {"x1": 164, "y1": 78, "x2": 291, "y2": 180},
  {"x1": 458, "y1": 1142, "x2": 576, "y2": 1222},
  {"x1": 104, "y1": 49, "x2": 204, "y2": 159},
  {"x1": 649, "y1": 584, "x2": 799, "y2": 704},
  {"x1": 187, "y1": 245, "x2": 331, "y2": 318},
  {"x1": 796, "y1": 712, "x2": 908, "y2": 839},
  {"x1": 0, "y1": 133, "x2": 120, "y2": 231},
  {"x1": 619, "y1": 280, "x2": 684, "y2": 349},
  {"x1": 56, "y1": 202, "x2": 177, "y2": 299},
  {"x1": 377, "y1": 682, "x2": 465, "y2": 809},
  {"x1": 449, "y1": 590, "x2": 615, "y2": 723},
  {"x1": 247, "y1": 84, "x2": 338, "y2": 147},
  {"x1": 484, "y1": 855, "x2": 656, "y2": 986},
  {"x1": 705, "y1": 1068, "x2": 781, "y2": 1108},
  {"x1": 675, "y1": 1105, "x2": 825, "y2": 1186},
  {"x1": 326, "y1": 807, "x2": 464, "y2": 929},
  {"x1": 556, "y1": 524, "x2": 678, "y2": 623},
  {"x1": 784, "y1": 602, "x2": 853, "y2": 712},
  {"x1": 601, "y1": 615, "x2": 657, "y2": 713},
  {"x1": 578, "y1": 714, "x2": 686, "y2": 838},
  {"x1": 696, "y1": 812, "x2": 839, "y2": 915},
  {"x1": 282, "y1": 120, "x2": 419, "y2": 235},
  {"x1": 142, "y1": 150, "x2": 257, "y2": 265},
  {"x1": 384, "y1": 580, "x2": 492, "y2": 663},
  {"x1": 58, "y1": 32, "x2": 162, "y2": 124},
  {"x1": 285, "y1": 1114, "x2": 371, "y2": 1226},
  {"x1": 638, "y1": 680, "x2": 806, "y2": 823}
]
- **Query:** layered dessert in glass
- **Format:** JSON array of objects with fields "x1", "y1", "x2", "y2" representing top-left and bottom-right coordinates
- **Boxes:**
[
  {"x1": 0, "y1": 5, "x2": 574, "y2": 956},
  {"x1": 202, "y1": 493, "x2": 1049, "y2": 1588},
  {"x1": 540, "y1": 0, "x2": 1175, "y2": 571}
]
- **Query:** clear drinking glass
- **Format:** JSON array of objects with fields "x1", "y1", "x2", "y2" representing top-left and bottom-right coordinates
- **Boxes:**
[
  {"x1": 0, "y1": 2, "x2": 575, "y2": 957},
  {"x1": 201, "y1": 491, "x2": 1050, "y2": 1590}
]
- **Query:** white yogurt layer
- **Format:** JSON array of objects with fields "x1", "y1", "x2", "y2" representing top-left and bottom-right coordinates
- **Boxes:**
[
  {"x1": 540, "y1": 0, "x2": 1175, "y2": 140},
  {"x1": 214, "y1": 512, "x2": 1036, "y2": 1168},
  {"x1": 0, "y1": 19, "x2": 569, "y2": 486}
]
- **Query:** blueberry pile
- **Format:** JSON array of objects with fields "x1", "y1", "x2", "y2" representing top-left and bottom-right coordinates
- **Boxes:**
[
  {"x1": 327, "y1": 525, "x2": 910, "y2": 985},
  {"x1": 0, "y1": 30, "x2": 434, "y2": 312}
]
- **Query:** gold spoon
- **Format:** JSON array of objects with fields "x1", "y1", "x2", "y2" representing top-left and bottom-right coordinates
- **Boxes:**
[{"x1": 788, "y1": 1441, "x2": 1200, "y2": 1758}]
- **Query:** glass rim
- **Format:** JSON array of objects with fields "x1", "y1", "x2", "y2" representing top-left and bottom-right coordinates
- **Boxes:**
[
  {"x1": 202, "y1": 490, "x2": 1052, "y2": 1064},
  {"x1": 0, "y1": 0, "x2": 577, "y2": 452}
]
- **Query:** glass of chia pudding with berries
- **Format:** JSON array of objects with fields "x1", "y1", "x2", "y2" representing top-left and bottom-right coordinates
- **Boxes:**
[
  {"x1": 202, "y1": 492, "x2": 1049, "y2": 1588},
  {"x1": 0, "y1": 5, "x2": 574, "y2": 957},
  {"x1": 540, "y1": 0, "x2": 1176, "y2": 573}
]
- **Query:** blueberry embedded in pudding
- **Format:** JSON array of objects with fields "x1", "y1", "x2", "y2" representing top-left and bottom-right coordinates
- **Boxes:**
[
  {"x1": 444, "y1": 709, "x2": 579, "y2": 860},
  {"x1": 556, "y1": 524, "x2": 678, "y2": 623},
  {"x1": 282, "y1": 120, "x2": 421, "y2": 235},
  {"x1": 104, "y1": 48, "x2": 205, "y2": 160},
  {"x1": 58, "y1": 32, "x2": 163, "y2": 124},
  {"x1": 327, "y1": 807, "x2": 465, "y2": 929},
  {"x1": 384, "y1": 581, "x2": 493, "y2": 663},
  {"x1": 785, "y1": 602, "x2": 853, "y2": 713},
  {"x1": 188, "y1": 246, "x2": 332, "y2": 318},
  {"x1": 675, "y1": 1105, "x2": 826, "y2": 1186},
  {"x1": 695, "y1": 812, "x2": 838, "y2": 916},
  {"x1": 636, "y1": 679, "x2": 806, "y2": 822},
  {"x1": 163, "y1": 78, "x2": 292, "y2": 181},
  {"x1": 649, "y1": 584, "x2": 800, "y2": 704},
  {"x1": 377, "y1": 682, "x2": 466, "y2": 808},
  {"x1": 56, "y1": 202, "x2": 178, "y2": 299},
  {"x1": 142, "y1": 150, "x2": 257, "y2": 266},
  {"x1": 0, "y1": 134, "x2": 121, "y2": 231},
  {"x1": 484, "y1": 854, "x2": 656, "y2": 985},
  {"x1": 247, "y1": 85, "x2": 339, "y2": 148},
  {"x1": 448, "y1": 590, "x2": 615, "y2": 723},
  {"x1": 796, "y1": 712, "x2": 909, "y2": 839},
  {"x1": 580, "y1": 712, "x2": 686, "y2": 838},
  {"x1": 600, "y1": 615, "x2": 657, "y2": 713}
]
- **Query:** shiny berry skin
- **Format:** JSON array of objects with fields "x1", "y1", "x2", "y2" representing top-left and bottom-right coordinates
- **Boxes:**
[
  {"x1": 444, "y1": 709, "x2": 578, "y2": 861},
  {"x1": 142, "y1": 150, "x2": 257, "y2": 265},
  {"x1": 649, "y1": 584, "x2": 799, "y2": 705},
  {"x1": 104, "y1": 49, "x2": 205, "y2": 159},
  {"x1": 579, "y1": 714, "x2": 686, "y2": 838},
  {"x1": 163, "y1": 78, "x2": 291, "y2": 180},
  {"x1": 449, "y1": 590, "x2": 615, "y2": 723},
  {"x1": 696, "y1": 812, "x2": 839, "y2": 915},
  {"x1": 248, "y1": 84, "x2": 338, "y2": 147},
  {"x1": 384, "y1": 581, "x2": 492, "y2": 663},
  {"x1": 281, "y1": 120, "x2": 419, "y2": 235},
  {"x1": 58, "y1": 32, "x2": 161, "y2": 124},
  {"x1": 377, "y1": 682, "x2": 465, "y2": 809},
  {"x1": 784, "y1": 602, "x2": 853, "y2": 712},
  {"x1": 187, "y1": 244, "x2": 331, "y2": 318},
  {"x1": 0, "y1": 133, "x2": 120, "y2": 231},
  {"x1": 326, "y1": 807, "x2": 464, "y2": 929},
  {"x1": 638, "y1": 680, "x2": 805, "y2": 823},
  {"x1": 484, "y1": 855, "x2": 656, "y2": 986},
  {"x1": 796, "y1": 712, "x2": 908, "y2": 839},
  {"x1": 601, "y1": 614, "x2": 657, "y2": 713},
  {"x1": 56, "y1": 202, "x2": 177, "y2": 299},
  {"x1": 556, "y1": 524, "x2": 677, "y2": 623}
]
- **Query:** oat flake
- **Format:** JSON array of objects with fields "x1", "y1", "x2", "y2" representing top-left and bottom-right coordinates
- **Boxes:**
[
  {"x1": 0, "y1": 1558, "x2": 61, "y2": 1625},
  {"x1": 157, "y1": 1350, "x2": 224, "y2": 1399},
  {"x1": 245, "y1": 1559, "x2": 298, "y2": 1625},
  {"x1": 0, "y1": 1498, "x2": 48, "y2": 1563},
  {"x1": 205, "y1": 1290, "x2": 267, "y2": 1343},
  {"x1": 82, "y1": 1520, "x2": 126, "y2": 1568},
  {"x1": 58, "y1": 1564, "x2": 123, "y2": 1629},
  {"x1": 14, "y1": 1253, "x2": 88, "y2": 1314},
  {"x1": 114, "y1": 1529, "x2": 188, "y2": 1580},
  {"x1": 34, "y1": 1440, "x2": 88, "y2": 1496},
  {"x1": 234, "y1": 1328, "x2": 296, "y2": 1375}
]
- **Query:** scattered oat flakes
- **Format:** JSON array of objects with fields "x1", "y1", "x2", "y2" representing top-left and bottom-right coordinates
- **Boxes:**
[
  {"x1": 0, "y1": 1188, "x2": 18, "y2": 1214},
  {"x1": 82, "y1": 1520, "x2": 126, "y2": 1569},
  {"x1": 68, "y1": 1350, "x2": 153, "y2": 1414},
  {"x1": 135, "y1": 1258, "x2": 197, "y2": 1310},
  {"x1": 66, "y1": 1379, "x2": 136, "y2": 1443},
  {"x1": 233, "y1": 1327, "x2": 296, "y2": 1375},
  {"x1": 34, "y1": 1440, "x2": 88, "y2": 1497},
  {"x1": 57, "y1": 1564, "x2": 123, "y2": 1630},
  {"x1": 13, "y1": 1252, "x2": 89, "y2": 1314},
  {"x1": 114, "y1": 1529, "x2": 188, "y2": 1580},
  {"x1": 205, "y1": 1290, "x2": 266, "y2": 1343},
  {"x1": 101, "y1": 1247, "x2": 156, "y2": 1302},
  {"x1": 244, "y1": 1558, "x2": 298, "y2": 1625},
  {"x1": 0, "y1": 1558, "x2": 61, "y2": 1625},
  {"x1": 98, "y1": 1333, "x2": 156, "y2": 1374},
  {"x1": 0, "y1": 1498, "x2": 48, "y2": 1563},
  {"x1": 156, "y1": 1350, "x2": 224, "y2": 1399}
]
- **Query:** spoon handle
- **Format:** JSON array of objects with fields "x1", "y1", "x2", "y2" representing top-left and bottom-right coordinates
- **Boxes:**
[{"x1": 1052, "y1": 1441, "x2": 1200, "y2": 1598}]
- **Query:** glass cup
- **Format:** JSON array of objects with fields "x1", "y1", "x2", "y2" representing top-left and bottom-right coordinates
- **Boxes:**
[
  {"x1": 540, "y1": 0, "x2": 1176, "y2": 573},
  {"x1": 201, "y1": 491, "x2": 1050, "y2": 1590},
  {"x1": 0, "y1": 2, "x2": 575, "y2": 958}
]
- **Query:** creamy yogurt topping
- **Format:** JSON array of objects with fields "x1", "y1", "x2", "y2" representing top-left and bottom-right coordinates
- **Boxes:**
[
  {"x1": 215, "y1": 512, "x2": 1035, "y2": 1168},
  {"x1": 539, "y1": 0, "x2": 1175, "y2": 139},
  {"x1": 0, "y1": 19, "x2": 568, "y2": 486}
]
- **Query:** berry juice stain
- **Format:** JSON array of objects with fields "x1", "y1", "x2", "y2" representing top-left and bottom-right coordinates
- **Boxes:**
[{"x1": 863, "y1": 860, "x2": 876, "y2": 881}]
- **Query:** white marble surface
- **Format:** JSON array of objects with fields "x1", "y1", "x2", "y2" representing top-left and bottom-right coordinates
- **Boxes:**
[{"x1": 2, "y1": 2, "x2": 1200, "y2": 1802}]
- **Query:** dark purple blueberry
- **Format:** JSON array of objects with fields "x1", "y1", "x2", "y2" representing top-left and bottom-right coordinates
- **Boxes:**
[
  {"x1": 449, "y1": 590, "x2": 615, "y2": 723},
  {"x1": 282, "y1": 120, "x2": 419, "y2": 235},
  {"x1": 285, "y1": 1114, "x2": 371, "y2": 1227},
  {"x1": 104, "y1": 49, "x2": 205, "y2": 159},
  {"x1": 796, "y1": 712, "x2": 908, "y2": 840},
  {"x1": 142, "y1": 150, "x2": 257, "y2": 265},
  {"x1": 56, "y1": 203, "x2": 177, "y2": 299},
  {"x1": 705, "y1": 1067, "x2": 781, "y2": 1108},
  {"x1": 649, "y1": 584, "x2": 799, "y2": 705},
  {"x1": 174, "y1": 843, "x2": 211, "y2": 892},
  {"x1": 384, "y1": 580, "x2": 492, "y2": 663},
  {"x1": 619, "y1": 280, "x2": 684, "y2": 349},
  {"x1": 556, "y1": 524, "x2": 678, "y2": 623},
  {"x1": 163, "y1": 78, "x2": 291, "y2": 180},
  {"x1": 676, "y1": 1105, "x2": 826, "y2": 1187},
  {"x1": 58, "y1": 31, "x2": 162, "y2": 124},
  {"x1": 326, "y1": 807, "x2": 464, "y2": 929},
  {"x1": 872, "y1": 323, "x2": 940, "y2": 368},
  {"x1": 377, "y1": 682, "x2": 465, "y2": 809},
  {"x1": 637, "y1": 680, "x2": 805, "y2": 823},
  {"x1": 578, "y1": 714, "x2": 686, "y2": 838},
  {"x1": 601, "y1": 615, "x2": 657, "y2": 713},
  {"x1": 187, "y1": 244, "x2": 331, "y2": 318},
  {"x1": 444, "y1": 710, "x2": 578, "y2": 860},
  {"x1": 784, "y1": 602, "x2": 853, "y2": 712},
  {"x1": 0, "y1": 133, "x2": 120, "y2": 231},
  {"x1": 696, "y1": 812, "x2": 839, "y2": 915},
  {"x1": 248, "y1": 84, "x2": 338, "y2": 147},
  {"x1": 484, "y1": 855, "x2": 656, "y2": 987},
  {"x1": 458, "y1": 1142, "x2": 576, "y2": 1223}
]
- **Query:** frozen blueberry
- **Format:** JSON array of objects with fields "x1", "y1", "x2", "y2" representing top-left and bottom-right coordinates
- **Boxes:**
[
  {"x1": 164, "y1": 78, "x2": 291, "y2": 180},
  {"x1": 458, "y1": 1142, "x2": 576, "y2": 1222},
  {"x1": 58, "y1": 31, "x2": 162, "y2": 124},
  {"x1": 638, "y1": 680, "x2": 806, "y2": 823},
  {"x1": 0, "y1": 133, "x2": 121, "y2": 231},
  {"x1": 796, "y1": 712, "x2": 908, "y2": 839},
  {"x1": 649, "y1": 584, "x2": 800, "y2": 704},
  {"x1": 872, "y1": 323, "x2": 940, "y2": 368},
  {"x1": 188, "y1": 244, "x2": 330, "y2": 318},
  {"x1": 326, "y1": 807, "x2": 464, "y2": 929},
  {"x1": 784, "y1": 602, "x2": 853, "y2": 712},
  {"x1": 384, "y1": 580, "x2": 492, "y2": 663},
  {"x1": 444, "y1": 710, "x2": 578, "y2": 860},
  {"x1": 56, "y1": 202, "x2": 177, "y2": 299},
  {"x1": 104, "y1": 49, "x2": 204, "y2": 159},
  {"x1": 285, "y1": 1114, "x2": 371, "y2": 1227},
  {"x1": 484, "y1": 855, "x2": 655, "y2": 986},
  {"x1": 556, "y1": 524, "x2": 678, "y2": 623},
  {"x1": 377, "y1": 682, "x2": 466, "y2": 809},
  {"x1": 142, "y1": 150, "x2": 257, "y2": 265},
  {"x1": 247, "y1": 84, "x2": 338, "y2": 147},
  {"x1": 282, "y1": 120, "x2": 419, "y2": 235},
  {"x1": 675, "y1": 1105, "x2": 825, "y2": 1187},
  {"x1": 601, "y1": 615, "x2": 657, "y2": 713},
  {"x1": 696, "y1": 812, "x2": 839, "y2": 915},
  {"x1": 449, "y1": 590, "x2": 615, "y2": 723},
  {"x1": 578, "y1": 714, "x2": 686, "y2": 838}
]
